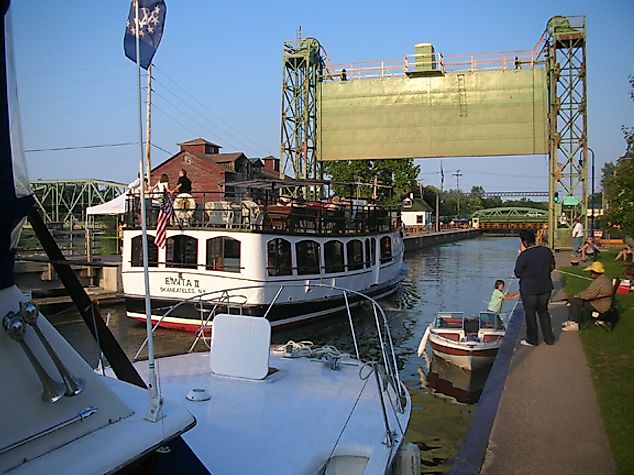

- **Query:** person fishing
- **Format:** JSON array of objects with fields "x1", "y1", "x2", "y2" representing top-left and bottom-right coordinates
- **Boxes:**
[{"x1": 487, "y1": 279, "x2": 519, "y2": 314}]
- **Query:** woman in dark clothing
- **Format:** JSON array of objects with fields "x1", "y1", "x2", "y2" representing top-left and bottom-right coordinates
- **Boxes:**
[{"x1": 514, "y1": 229, "x2": 556, "y2": 346}]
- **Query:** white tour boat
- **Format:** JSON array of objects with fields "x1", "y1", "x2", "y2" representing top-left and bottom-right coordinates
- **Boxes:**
[
  {"x1": 121, "y1": 183, "x2": 405, "y2": 331},
  {"x1": 417, "y1": 312, "x2": 506, "y2": 370}
]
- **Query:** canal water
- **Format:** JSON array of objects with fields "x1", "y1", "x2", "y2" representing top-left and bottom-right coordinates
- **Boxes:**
[{"x1": 50, "y1": 236, "x2": 520, "y2": 473}]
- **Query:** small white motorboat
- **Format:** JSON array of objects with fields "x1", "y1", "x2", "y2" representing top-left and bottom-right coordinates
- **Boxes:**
[{"x1": 417, "y1": 312, "x2": 506, "y2": 370}]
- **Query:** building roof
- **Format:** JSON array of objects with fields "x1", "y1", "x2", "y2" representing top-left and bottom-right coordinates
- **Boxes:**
[
  {"x1": 184, "y1": 151, "x2": 235, "y2": 173},
  {"x1": 178, "y1": 137, "x2": 223, "y2": 148},
  {"x1": 402, "y1": 198, "x2": 433, "y2": 212},
  {"x1": 259, "y1": 167, "x2": 280, "y2": 179},
  {"x1": 208, "y1": 152, "x2": 245, "y2": 164}
]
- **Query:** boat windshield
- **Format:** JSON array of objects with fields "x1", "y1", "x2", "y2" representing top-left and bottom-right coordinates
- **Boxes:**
[
  {"x1": 479, "y1": 311, "x2": 506, "y2": 330},
  {"x1": 435, "y1": 312, "x2": 464, "y2": 329}
]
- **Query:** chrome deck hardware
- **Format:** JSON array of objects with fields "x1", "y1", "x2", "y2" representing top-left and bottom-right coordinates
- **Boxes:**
[
  {"x1": 3, "y1": 312, "x2": 66, "y2": 403},
  {"x1": 21, "y1": 302, "x2": 85, "y2": 397},
  {"x1": 0, "y1": 407, "x2": 98, "y2": 455}
]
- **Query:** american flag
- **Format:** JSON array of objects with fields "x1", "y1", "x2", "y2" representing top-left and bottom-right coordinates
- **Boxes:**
[{"x1": 155, "y1": 192, "x2": 172, "y2": 248}]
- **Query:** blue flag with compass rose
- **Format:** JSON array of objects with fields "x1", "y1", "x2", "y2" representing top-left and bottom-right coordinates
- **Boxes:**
[{"x1": 123, "y1": 0, "x2": 167, "y2": 69}]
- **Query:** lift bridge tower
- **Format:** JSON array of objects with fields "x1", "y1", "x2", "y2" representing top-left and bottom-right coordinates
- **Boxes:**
[
  {"x1": 542, "y1": 17, "x2": 588, "y2": 248},
  {"x1": 279, "y1": 35, "x2": 324, "y2": 182}
]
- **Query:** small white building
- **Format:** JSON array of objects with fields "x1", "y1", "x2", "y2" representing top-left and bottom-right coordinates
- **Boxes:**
[{"x1": 401, "y1": 197, "x2": 434, "y2": 230}]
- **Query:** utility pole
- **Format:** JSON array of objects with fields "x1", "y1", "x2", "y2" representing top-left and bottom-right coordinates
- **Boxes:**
[
  {"x1": 437, "y1": 163, "x2": 445, "y2": 232},
  {"x1": 453, "y1": 170, "x2": 463, "y2": 217},
  {"x1": 587, "y1": 147, "x2": 595, "y2": 237}
]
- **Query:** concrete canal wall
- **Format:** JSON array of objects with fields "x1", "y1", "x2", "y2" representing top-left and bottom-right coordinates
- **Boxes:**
[{"x1": 403, "y1": 229, "x2": 481, "y2": 253}]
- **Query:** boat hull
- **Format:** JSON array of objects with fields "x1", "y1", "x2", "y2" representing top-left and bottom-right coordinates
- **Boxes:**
[
  {"x1": 125, "y1": 276, "x2": 402, "y2": 331},
  {"x1": 429, "y1": 334, "x2": 500, "y2": 371},
  {"x1": 121, "y1": 226, "x2": 405, "y2": 331}
]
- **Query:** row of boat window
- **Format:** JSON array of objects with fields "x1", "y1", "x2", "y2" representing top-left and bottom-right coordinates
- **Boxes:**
[{"x1": 130, "y1": 235, "x2": 393, "y2": 276}]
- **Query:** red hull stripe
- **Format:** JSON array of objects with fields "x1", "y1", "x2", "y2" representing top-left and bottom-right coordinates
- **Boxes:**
[{"x1": 430, "y1": 341, "x2": 500, "y2": 357}]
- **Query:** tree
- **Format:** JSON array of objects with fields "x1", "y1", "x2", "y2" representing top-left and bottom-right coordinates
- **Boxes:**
[
  {"x1": 603, "y1": 76, "x2": 634, "y2": 236},
  {"x1": 470, "y1": 185, "x2": 485, "y2": 198},
  {"x1": 322, "y1": 159, "x2": 420, "y2": 205}
]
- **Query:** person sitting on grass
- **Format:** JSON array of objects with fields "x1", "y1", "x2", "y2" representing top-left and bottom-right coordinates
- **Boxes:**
[
  {"x1": 487, "y1": 279, "x2": 519, "y2": 314},
  {"x1": 561, "y1": 261, "x2": 613, "y2": 332},
  {"x1": 579, "y1": 237, "x2": 600, "y2": 262},
  {"x1": 614, "y1": 243, "x2": 633, "y2": 262}
]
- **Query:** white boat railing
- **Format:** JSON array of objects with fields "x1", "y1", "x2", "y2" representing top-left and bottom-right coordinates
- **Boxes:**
[{"x1": 132, "y1": 283, "x2": 408, "y2": 425}]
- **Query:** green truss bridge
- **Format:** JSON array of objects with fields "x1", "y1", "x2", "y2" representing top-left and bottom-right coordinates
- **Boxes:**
[
  {"x1": 30, "y1": 179, "x2": 127, "y2": 225},
  {"x1": 471, "y1": 207, "x2": 548, "y2": 231}
]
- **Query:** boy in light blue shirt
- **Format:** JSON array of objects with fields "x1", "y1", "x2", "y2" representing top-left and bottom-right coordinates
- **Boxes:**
[{"x1": 488, "y1": 279, "x2": 519, "y2": 314}]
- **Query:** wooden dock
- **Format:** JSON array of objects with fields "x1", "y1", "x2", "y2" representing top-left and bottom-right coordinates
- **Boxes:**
[{"x1": 32, "y1": 288, "x2": 123, "y2": 307}]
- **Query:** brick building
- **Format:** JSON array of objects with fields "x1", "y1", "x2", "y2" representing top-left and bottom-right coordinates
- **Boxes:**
[{"x1": 150, "y1": 138, "x2": 279, "y2": 201}]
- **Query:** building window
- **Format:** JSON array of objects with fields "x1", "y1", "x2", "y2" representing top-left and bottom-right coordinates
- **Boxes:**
[
  {"x1": 324, "y1": 240, "x2": 344, "y2": 273},
  {"x1": 347, "y1": 239, "x2": 363, "y2": 271},
  {"x1": 267, "y1": 238, "x2": 292, "y2": 276},
  {"x1": 206, "y1": 237, "x2": 241, "y2": 272},
  {"x1": 166, "y1": 235, "x2": 198, "y2": 269},
  {"x1": 131, "y1": 235, "x2": 158, "y2": 267},
  {"x1": 380, "y1": 236, "x2": 392, "y2": 264},
  {"x1": 296, "y1": 240, "x2": 321, "y2": 275},
  {"x1": 416, "y1": 215, "x2": 424, "y2": 224}
]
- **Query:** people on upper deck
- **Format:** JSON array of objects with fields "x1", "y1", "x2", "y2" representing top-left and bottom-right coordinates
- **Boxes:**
[
  {"x1": 151, "y1": 174, "x2": 172, "y2": 214},
  {"x1": 174, "y1": 168, "x2": 192, "y2": 195},
  {"x1": 152, "y1": 173, "x2": 171, "y2": 195}
]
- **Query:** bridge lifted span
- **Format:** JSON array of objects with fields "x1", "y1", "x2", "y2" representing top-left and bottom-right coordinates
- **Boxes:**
[
  {"x1": 280, "y1": 16, "x2": 587, "y2": 249},
  {"x1": 471, "y1": 207, "x2": 548, "y2": 231}
]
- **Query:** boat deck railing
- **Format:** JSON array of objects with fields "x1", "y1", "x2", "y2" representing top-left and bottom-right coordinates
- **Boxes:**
[
  {"x1": 133, "y1": 282, "x2": 408, "y2": 438},
  {"x1": 123, "y1": 192, "x2": 401, "y2": 235}
]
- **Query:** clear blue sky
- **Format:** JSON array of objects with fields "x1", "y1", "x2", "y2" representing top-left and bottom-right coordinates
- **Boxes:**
[{"x1": 10, "y1": 0, "x2": 634, "y2": 194}]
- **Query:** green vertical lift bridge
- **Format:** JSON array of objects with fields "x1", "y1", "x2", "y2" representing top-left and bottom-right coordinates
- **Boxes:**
[{"x1": 280, "y1": 16, "x2": 588, "y2": 249}]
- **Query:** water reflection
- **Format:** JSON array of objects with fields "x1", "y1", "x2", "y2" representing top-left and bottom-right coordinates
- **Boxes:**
[{"x1": 418, "y1": 355, "x2": 491, "y2": 405}]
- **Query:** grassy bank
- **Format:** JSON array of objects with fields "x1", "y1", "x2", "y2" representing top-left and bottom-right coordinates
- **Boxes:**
[{"x1": 561, "y1": 251, "x2": 634, "y2": 474}]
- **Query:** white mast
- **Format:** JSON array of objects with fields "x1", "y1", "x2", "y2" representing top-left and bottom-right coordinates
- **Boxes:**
[{"x1": 134, "y1": 0, "x2": 162, "y2": 422}]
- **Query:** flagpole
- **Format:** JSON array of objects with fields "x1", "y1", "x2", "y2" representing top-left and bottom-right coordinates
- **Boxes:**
[
  {"x1": 145, "y1": 64, "x2": 152, "y2": 183},
  {"x1": 134, "y1": 0, "x2": 162, "y2": 422}
]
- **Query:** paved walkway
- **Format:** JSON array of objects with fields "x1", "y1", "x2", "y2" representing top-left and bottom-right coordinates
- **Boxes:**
[{"x1": 480, "y1": 253, "x2": 616, "y2": 475}]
